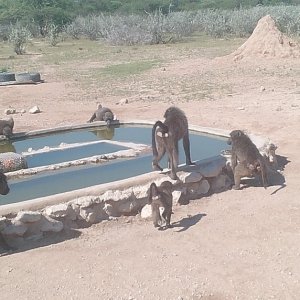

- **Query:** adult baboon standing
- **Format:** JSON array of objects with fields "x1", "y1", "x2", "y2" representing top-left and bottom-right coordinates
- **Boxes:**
[
  {"x1": 227, "y1": 130, "x2": 268, "y2": 189},
  {"x1": 152, "y1": 106, "x2": 193, "y2": 180}
]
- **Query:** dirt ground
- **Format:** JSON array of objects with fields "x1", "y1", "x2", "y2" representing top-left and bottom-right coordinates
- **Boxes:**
[{"x1": 0, "y1": 44, "x2": 300, "y2": 299}]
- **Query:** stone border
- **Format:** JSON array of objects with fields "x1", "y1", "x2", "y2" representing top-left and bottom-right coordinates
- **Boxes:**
[
  {"x1": 0, "y1": 155, "x2": 233, "y2": 248},
  {"x1": 11, "y1": 119, "x2": 230, "y2": 140},
  {"x1": 0, "y1": 121, "x2": 277, "y2": 249},
  {"x1": 6, "y1": 140, "x2": 150, "y2": 180}
]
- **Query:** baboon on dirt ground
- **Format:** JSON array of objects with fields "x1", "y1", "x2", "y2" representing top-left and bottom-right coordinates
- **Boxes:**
[
  {"x1": 0, "y1": 172, "x2": 9, "y2": 195},
  {"x1": 227, "y1": 130, "x2": 268, "y2": 190},
  {"x1": 152, "y1": 106, "x2": 193, "y2": 180},
  {"x1": 0, "y1": 117, "x2": 14, "y2": 137},
  {"x1": 147, "y1": 181, "x2": 173, "y2": 229},
  {"x1": 87, "y1": 104, "x2": 114, "y2": 127}
]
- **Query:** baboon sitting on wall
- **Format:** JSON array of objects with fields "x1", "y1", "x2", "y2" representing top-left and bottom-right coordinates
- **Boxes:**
[
  {"x1": 87, "y1": 104, "x2": 114, "y2": 127},
  {"x1": 227, "y1": 130, "x2": 268, "y2": 190},
  {"x1": 0, "y1": 117, "x2": 14, "y2": 138},
  {"x1": 147, "y1": 181, "x2": 173, "y2": 229},
  {"x1": 152, "y1": 106, "x2": 193, "y2": 180},
  {"x1": 0, "y1": 172, "x2": 9, "y2": 195}
]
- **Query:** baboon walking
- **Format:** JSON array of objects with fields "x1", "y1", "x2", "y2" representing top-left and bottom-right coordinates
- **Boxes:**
[
  {"x1": 88, "y1": 104, "x2": 114, "y2": 127},
  {"x1": 147, "y1": 181, "x2": 173, "y2": 229},
  {"x1": 227, "y1": 130, "x2": 268, "y2": 189},
  {"x1": 0, "y1": 117, "x2": 14, "y2": 137},
  {"x1": 152, "y1": 106, "x2": 193, "y2": 180},
  {"x1": 0, "y1": 172, "x2": 9, "y2": 195}
]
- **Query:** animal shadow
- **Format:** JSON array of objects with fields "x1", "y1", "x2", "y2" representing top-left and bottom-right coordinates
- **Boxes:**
[
  {"x1": 276, "y1": 155, "x2": 290, "y2": 171},
  {"x1": 0, "y1": 229, "x2": 81, "y2": 256},
  {"x1": 234, "y1": 154, "x2": 290, "y2": 192},
  {"x1": 172, "y1": 213, "x2": 207, "y2": 233}
]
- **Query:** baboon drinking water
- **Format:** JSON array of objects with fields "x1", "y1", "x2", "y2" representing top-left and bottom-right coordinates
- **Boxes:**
[
  {"x1": 147, "y1": 181, "x2": 173, "y2": 229},
  {"x1": 152, "y1": 106, "x2": 193, "y2": 180},
  {"x1": 0, "y1": 172, "x2": 9, "y2": 195},
  {"x1": 227, "y1": 130, "x2": 268, "y2": 189},
  {"x1": 87, "y1": 104, "x2": 114, "y2": 127},
  {"x1": 0, "y1": 117, "x2": 14, "y2": 138}
]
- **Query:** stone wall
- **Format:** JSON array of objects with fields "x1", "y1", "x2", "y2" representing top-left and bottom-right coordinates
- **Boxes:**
[{"x1": 0, "y1": 156, "x2": 232, "y2": 249}]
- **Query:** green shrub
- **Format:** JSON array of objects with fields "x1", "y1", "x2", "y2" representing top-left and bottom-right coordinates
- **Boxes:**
[{"x1": 8, "y1": 23, "x2": 31, "y2": 55}]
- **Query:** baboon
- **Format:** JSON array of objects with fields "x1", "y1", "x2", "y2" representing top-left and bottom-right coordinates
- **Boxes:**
[
  {"x1": 87, "y1": 104, "x2": 114, "y2": 127},
  {"x1": 0, "y1": 117, "x2": 14, "y2": 138},
  {"x1": 0, "y1": 172, "x2": 9, "y2": 195},
  {"x1": 263, "y1": 143, "x2": 278, "y2": 170},
  {"x1": 227, "y1": 130, "x2": 268, "y2": 189},
  {"x1": 92, "y1": 127, "x2": 115, "y2": 140},
  {"x1": 147, "y1": 181, "x2": 173, "y2": 229},
  {"x1": 152, "y1": 106, "x2": 193, "y2": 180}
]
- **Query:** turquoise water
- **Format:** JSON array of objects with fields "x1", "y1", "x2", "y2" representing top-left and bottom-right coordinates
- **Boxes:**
[{"x1": 0, "y1": 125, "x2": 229, "y2": 205}]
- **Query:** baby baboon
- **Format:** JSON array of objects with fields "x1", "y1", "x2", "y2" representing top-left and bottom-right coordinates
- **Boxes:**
[
  {"x1": 0, "y1": 117, "x2": 14, "y2": 138},
  {"x1": 227, "y1": 130, "x2": 268, "y2": 189},
  {"x1": 87, "y1": 104, "x2": 114, "y2": 127},
  {"x1": 147, "y1": 181, "x2": 173, "y2": 229},
  {"x1": 152, "y1": 106, "x2": 193, "y2": 180},
  {"x1": 0, "y1": 172, "x2": 9, "y2": 195}
]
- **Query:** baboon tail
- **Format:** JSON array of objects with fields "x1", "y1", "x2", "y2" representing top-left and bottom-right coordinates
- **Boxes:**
[
  {"x1": 148, "y1": 183, "x2": 158, "y2": 204},
  {"x1": 152, "y1": 121, "x2": 168, "y2": 156},
  {"x1": 259, "y1": 159, "x2": 268, "y2": 189}
]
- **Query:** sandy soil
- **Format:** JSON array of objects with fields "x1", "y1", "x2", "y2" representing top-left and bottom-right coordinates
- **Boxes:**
[{"x1": 0, "y1": 45, "x2": 300, "y2": 299}]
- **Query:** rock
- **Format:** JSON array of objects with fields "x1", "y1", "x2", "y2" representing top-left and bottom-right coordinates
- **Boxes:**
[
  {"x1": 2, "y1": 236, "x2": 25, "y2": 248},
  {"x1": 0, "y1": 216, "x2": 7, "y2": 231},
  {"x1": 4, "y1": 108, "x2": 16, "y2": 115},
  {"x1": 79, "y1": 207, "x2": 97, "y2": 223},
  {"x1": 132, "y1": 186, "x2": 149, "y2": 199},
  {"x1": 20, "y1": 109, "x2": 26, "y2": 114},
  {"x1": 117, "y1": 198, "x2": 140, "y2": 214},
  {"x1": 260, "y1": 86, "x2": 266, "y2": 92},
  {"x1": 24, "y1": 232, "x2": 43, "y2": 242},
  {"x1": 79, "y1": 203, "x2": 106, "y2": 223},
  {"x1": 210, "y1": 174, "x2": 233, "y2": 193},
  {"x1": 172, "y1": 189, "x2": 187, "y2": 205},
  {"x1": 178, "y1": 171, "x2": 203, "y2": 184},
  {"x1": 15, "y1": 211, "x2": 41, "y2": 223},
  {"x1": 117, "y1": 98, "x2": 129, "y2": 105},
  {"x1": 1, "y1": 220, "x2": 27, "y2": 236},
  {"x1": 40, "y1": 215, "x2": 63, "y2": 232},
  {"x1": 198, "y1": 156, "x2": 226, "y2": 178},
  {"x1": 44, "y1": 203, "x2": 76, "y2": 220},
  {"x1": 103, "y1": 203, "x2": 117, "y2": 217},
  {"x1": 29, "y1": 106, "x2": 41, "y2": 114},
  {"x1": 71, "y1": 196, "x2": 95, "y2": 209},
  {"x1": 0, "y1": 152, "x2": 28, "y2": 172},
  {"x1": 187, "y1": 179, "x2": 210, "y2": 196},
  {"x1": 141, "y1": 204, "x2": 152, "y2": 219}
]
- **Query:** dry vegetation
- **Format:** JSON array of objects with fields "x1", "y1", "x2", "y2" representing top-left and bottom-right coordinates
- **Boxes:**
[{"x1": 0, "y1": 20, "x2": 300, "y2": 299}]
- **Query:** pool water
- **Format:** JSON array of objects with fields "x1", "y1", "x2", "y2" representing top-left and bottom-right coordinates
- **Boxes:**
[{"x1": 0, "y1": 125, "x2": 229, "y2": 205}]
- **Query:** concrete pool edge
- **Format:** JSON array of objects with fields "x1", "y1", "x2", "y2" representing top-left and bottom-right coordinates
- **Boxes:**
[
  {"x1": 11, "y1": 119, "x2": 231, "y2": 140},
  {"x1": 0, "y1": 155, "x2": 226, "y2": 216},
  {"x1": 1, "y1": 120, "x2": 276, "y2": 216},
  {"x1": 0, "y1": 155, "x2": 234, "y2": 248},
  {"x1": 0, "y1": 122, "x2": 278, "y2": 249}
]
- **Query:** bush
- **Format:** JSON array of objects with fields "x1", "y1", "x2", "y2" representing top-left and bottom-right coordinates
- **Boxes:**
[
  {"x1": 63, "y1": 5, "x2": 300, "y2": 44},
  {"x1": 46, "y1": 23, "x2": 61, "y2": 46},
  {"x1": 8, "y1": 23, "x2": 31, "y2": 55}
]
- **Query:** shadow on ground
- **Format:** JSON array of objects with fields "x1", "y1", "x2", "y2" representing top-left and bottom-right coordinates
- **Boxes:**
[
  {"x1": 0, "y1": 229, "x2": 81, "y2": 257},
  {"x1": 172, "y1": 213, "x2": 207, "y2": 233},
  {"x1": 236, "y1": 155, "x2": 290, "y2": 194}
]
